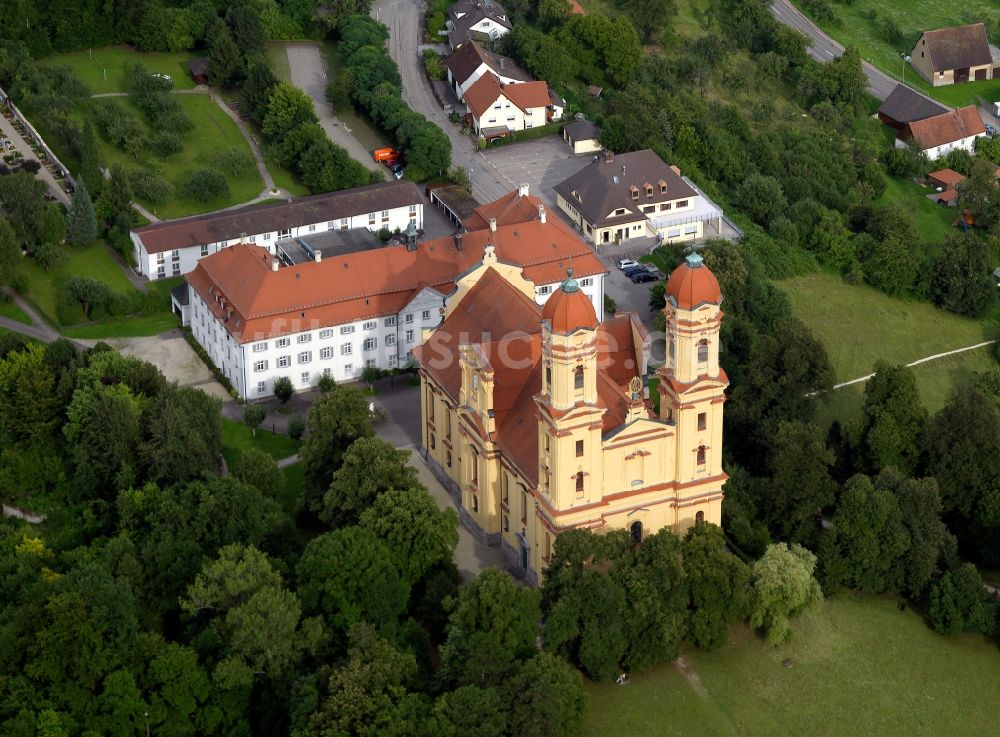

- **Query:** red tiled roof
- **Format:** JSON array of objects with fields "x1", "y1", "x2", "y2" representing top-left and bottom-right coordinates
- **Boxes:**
[
  {"x1": 666, "y1": 257, "x2": 722, "y2": 310},
  {"x1": 185, "y1": 194, "x2": 607, "y2": 343},
  {"x1": 542, "y1": 281, "x2": 598, "y2": 334},
  {"x1": 464, "y1": 74, "x2": 550, "y2": 119},
  {"x1": 928, "y1": 168, "x2": 965, "y2": 187},
  {"x1": 415, "y1": 271, "x2": 645, "y2": 485},
  {"x1": 904, "y1": 106, "x2": 986, "y2": 150},
  {"x1": 464, "y1": 189, "x2": 546, "y2": 231}
]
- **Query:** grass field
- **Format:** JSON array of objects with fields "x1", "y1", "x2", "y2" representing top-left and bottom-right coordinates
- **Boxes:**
[
  {"x1": 266, "y1": 43, "x2": 293, "y2": 84},
  {"x1": 0, "y1": 299, "x2": 31, "y2": 324},
  {"x1": 41, "y1": 47, "x2": 199, "y2": 94},
  {"x1": 799, "y1": 0, "x2": 1000, "y2": 108},
  {"x1": 583, "y1": 594, "x2": 1000, "y2": 737},
  {"x1": 86, "y1": 94, "x2": 264, "y2": 219},
  {"x1": 220, "y1": 418, "x2": 300, "y2": 471},
  {"x1": 778, "y1": 271, "x2": 997, "y2": 383},
  {"x1": 875, "y1": 177, "x2": 955, "y2": 247}
]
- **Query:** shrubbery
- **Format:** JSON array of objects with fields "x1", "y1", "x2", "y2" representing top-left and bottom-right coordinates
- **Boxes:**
[
  {"x1": 60, "y1": 276, "x2": 133, "y2": 319},
  {"x1": 181, "y1": 169, "x2": 230, "y2": 202},
  {"x1": 128, "y1": 168, "x2": 173, "y2": 204}
]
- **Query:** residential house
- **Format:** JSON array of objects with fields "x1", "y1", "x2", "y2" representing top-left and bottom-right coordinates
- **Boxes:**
[
  {"x1": 130, "y1": 181, "x2": 424, "y2": 280},
  {"x1": 414, "y1": 251, "x2": 727, "y2": 583},
  {"x1": 445, "y1": 40, "x2": 532, "y2": 102},
  {"x1": 178, "y1": 190, "x2": 607, "y2": 399},
  {"x1": 446, "y1": 0, "x2": 512, "y2": 50},
  {"x1": 877, "y1": 84, "x2": 949, "y2": 133},
  {"x1": 910, "y1": 23, "x2": 997, "y2": 86},
  {"x1": 895, "y1": 105, "x2": 986, "y2": 159},
  {"x1": 927, "y1": 168, "x2": 965, "y2": 206},
  {"x1": 463, "y1": 74, "x2": 553, "y2": 138},
  {"x1": 554, "y1": 149, "x2": 724, "y2": 246},
  {"x1": 562, "y1": 119, "x2": 602, "y2": 154}
]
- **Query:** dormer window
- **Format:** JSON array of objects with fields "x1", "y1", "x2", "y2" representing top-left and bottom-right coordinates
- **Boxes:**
[
  {"x1": 644, "y1": 183, "x2": 653, "y2": 196},
  {"x1": 659, "y1": 180, "x2": 667, "y2": 194},
  {"x1": 629, "y1": 185, "x2": 639, "y2": 200}
]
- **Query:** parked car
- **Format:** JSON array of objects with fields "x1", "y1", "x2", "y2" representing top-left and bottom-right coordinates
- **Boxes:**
[
  {"x1": 986, "y1": 123, "x2": 997, "y2": 136},
  {"x1": 630, "y1": 271, "x2": 657, "y2": 284},
  {"x1": 622, "y1": 265, "x2": 649, "y2": 278},
  {"x1": 618, "y1": 258, "x2": 640, "y2": 270},
  {"x1": 390, "y1": 163, "x2": 405, "y2": 180}
]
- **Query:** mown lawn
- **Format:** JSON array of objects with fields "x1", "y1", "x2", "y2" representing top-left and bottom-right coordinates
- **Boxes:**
[
  {"x1": 220, "y1": 418, "x2": 300, "y2": 471},
  {"x1": 778, "y1": 271, "x2": 996, "y2": 383},
  {"x1": 41, "y1": 47, "x2": 199, "y2": 94},
  {"x1": 875, "y1": 176, "x2": 955, "y2": 246},
  {"x1": 798, "y1": 0, "x2": 1000, "y2": 108},
  {"x1": 0, "y1": 299, "x2": 31, "y2": 324},
  {"x1": 583, "y1": 594, "x2": 1000, "y2": 737},
  {"x1": 21, "y1": 241, "x2": 136, "y2": 326},
  {"x1": 85, "y1": 94, "x2": 264, "y2": 219}
]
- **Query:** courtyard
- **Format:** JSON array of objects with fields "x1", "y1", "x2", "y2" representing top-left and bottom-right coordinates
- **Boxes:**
[{"x1": 478, "y1": 134, "x2": 592, "y2": 208}]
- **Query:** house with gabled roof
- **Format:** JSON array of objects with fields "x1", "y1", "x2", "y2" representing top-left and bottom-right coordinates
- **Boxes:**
[
  {"x1": 910, "y1": 23, "x2": 998, "y2": 86},
  {"x1": 445, "y1": 40, "x2": 532, "y2": 102},
  {"x1": 446, "y1": 0, "x2": 512, "y2": 50},
  {"x1": 877, "y1": 84, "x2": 949, "y2": 133},
  {"x1": 896, "y1": 105, "x2": 986, "y2": 159},
  {"x1": 463, "y1": 74, "x2": 555, "y2": 138}
]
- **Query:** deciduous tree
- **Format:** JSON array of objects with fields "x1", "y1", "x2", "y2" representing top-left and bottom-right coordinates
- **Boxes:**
[
  {"x1": 322, "y1": 438, "x2": 419, "y2": 525},
  {"x1": 748, "y1": 543, "x2": 822, "y2": 645},
  {"x1": 852, "y1": 361, "x2": 926, "y2": 475}
]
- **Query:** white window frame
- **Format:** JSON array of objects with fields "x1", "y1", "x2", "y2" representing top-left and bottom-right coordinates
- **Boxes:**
[
  {"x1": 254, "y1": 360, "x2": 268, "y2": 372},
  {"x1": 298, "y1": 351, "x2": 312, "y2": 364}
]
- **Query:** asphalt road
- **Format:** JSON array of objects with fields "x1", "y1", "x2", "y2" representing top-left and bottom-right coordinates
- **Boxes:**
[
  {"x1": 371, "y1": 0, "x2": 512, "y2": 203},
  {"x1": 770, "y1": 0, "x2": 917, "y2": 102}
]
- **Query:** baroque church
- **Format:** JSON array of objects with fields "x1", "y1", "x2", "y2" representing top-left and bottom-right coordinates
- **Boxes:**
[{"x1": 413, "y1": 246, "x2": 727, "y2": 584}]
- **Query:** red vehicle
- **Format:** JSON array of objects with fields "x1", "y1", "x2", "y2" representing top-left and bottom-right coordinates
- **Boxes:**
[{"x1": 372, "y1": 147, "x2": 400, "y2": 162}]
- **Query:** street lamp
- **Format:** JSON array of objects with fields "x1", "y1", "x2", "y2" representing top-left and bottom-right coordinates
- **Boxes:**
[{"x1": 901, "y1": 53, "x2": 911, "y2": 82}]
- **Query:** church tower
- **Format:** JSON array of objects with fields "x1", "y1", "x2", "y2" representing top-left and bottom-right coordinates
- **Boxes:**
[
  {"x1": 657, "y1": 252, "x2": 728, "y2": 527},
  {"x1": 536, "y1": 270, "x2": 605, "y2": 512}
]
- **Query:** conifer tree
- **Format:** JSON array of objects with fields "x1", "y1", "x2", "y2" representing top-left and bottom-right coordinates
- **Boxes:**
[{"x1": 66, "y1": 180, "x2": 98, "y2": 247}]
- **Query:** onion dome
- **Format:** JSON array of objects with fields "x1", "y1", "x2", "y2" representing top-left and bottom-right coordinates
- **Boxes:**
[{"x1": 665, "y1": 251, "x2": 722, "y2": 310}]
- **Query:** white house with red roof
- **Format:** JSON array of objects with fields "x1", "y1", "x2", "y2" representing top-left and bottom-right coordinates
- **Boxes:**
[
  {"x1": 180, "y1": 189, "x2": 607, "y2": 399},
  {"x1": 463, "y1": 74, "x2": 557, "y2": 138}
]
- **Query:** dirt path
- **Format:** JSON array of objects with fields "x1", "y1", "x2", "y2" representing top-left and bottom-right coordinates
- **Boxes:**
[{"x1": 829, "y1": 340, "x2": 998, "y2": 391}]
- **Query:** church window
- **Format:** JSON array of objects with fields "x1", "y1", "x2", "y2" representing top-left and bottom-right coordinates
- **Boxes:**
[
  {"x1": 574, "y1": 366, "x2": 584, "y2": 389},
  {"x1": 696, "y1": 510, "x2": 705, "y2": 524},
  {"x1": 430, "y1": 433, "x2": 436, "y2": 449},
  {"x1": 576, "y1": 440, "x2": 584, "y2": 457},
  {"x1": 471, "y1": 448, "x2": 479, "y2": 484},
  {"x1": 630, "y1": 521, "x2": 643, "y2": 544},
  {"x1": 446, "y1": 450, "x2": 452, "y2": 468},
  {"x1": 472, "y1": 493, "x2": 479, "y2": 513},
  {"x1": 503, "y1": 514, "x2": 510, "y2": 532},
  {"x1": 428, "y1": 389, "x2": 435, "y2": 421},
  {"x1": 697, "y1": 412, "x2": 706, "y2": 431},
  {"x1": 696, "y1": 446, "x2": 706, "y2": 466},
  {"x1": 521, "y1": 489, "x2": 528, "y2": 522},
  {"x1": 502, "y1": 474, "x2": 509, "y2": 505},
  {"x1": 575, "y1": 472, "x2": 584, "y2": 496},
  {"x1": 697, "y1": 339, "x2": 709, "y2": 363},
  {"x1": 544, "y1": 532, "x2": 552, "y2": 561},
  {"x1": 545, "y1": 365, "x2": 552, "y2": 391}
]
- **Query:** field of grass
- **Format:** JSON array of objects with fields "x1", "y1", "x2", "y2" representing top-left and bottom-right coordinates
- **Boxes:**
[
  {"x1": 778, "y1": 271, "x2": 997, "y2": 383},
  {"x1": 21, "y1": 241, "x2": 136, "y2": 327},
  {"x1": 798, "y1": 0, "x2": 1000, "y2": 108},
  {"x1": 875, "y1": 177, "x2": 955, "y2": 247},
  {"x1": 220, "y1": 417, "x2": 300, "y2": 471},
  {"x1": 86, "y1": 94, "x2": 264, "y2": 219},
  {"x1": 266, "y1": 43, "x2": 293, "y2": 84},
  {"x1": 583, "y1": 594, "x2": 1000, "y2": 737},
  {"x1": 0, "y1": 299, "x2": 31, "y2": 324},
  {"x1": 41, "y1": 47, "x2": 199, "y2": 94}
]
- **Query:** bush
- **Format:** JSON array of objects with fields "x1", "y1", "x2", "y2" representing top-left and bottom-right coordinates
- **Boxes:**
[
  {"x1": 872, "y1": 11, "x2": 902, "y2": 43},
  {"x1": 90, "y1": 99, "x2": 147, "y2": 156},
  {"x1": 208, "y1": 147, "x2": 256, "y2": 177},
  {"x1": 928, "y1": 564, "x2": 998, "y2": 636},
  {"x1": 128, "y1": 169, "x2": 173, "y2": 205},
  {"x1": 273, "y1": 376, "x2": 294, "y2": 403},
  {"x1": 61, "y1": 276, "x2": 133, "y2": 320},
  {"x1": 149, "y1": 130, "x2": 184, "y2": 157},
  {"x1": 422, "y1": 50, "x2": 447, "y2": 81},
  {"x1": 181, "y1": 328, "x2": 239, "y2": 399},
  {"x1": 318, "y1": 372, "x2": 337, "y2": 393},
  {"x1": 181, "y1": 169, "x2": 230, "y2": 202},
  {"x1": 288, "y1": 414, "x2": 306, "y2": 440},
  {"x1": 32, "y1": 242, "x2": 69, "y2": 271},
  {"x1": 604, "y1": 293, "x2": 618, "y2": 315}
]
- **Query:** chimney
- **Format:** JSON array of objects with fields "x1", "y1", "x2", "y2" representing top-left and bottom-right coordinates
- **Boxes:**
[
  {"x1": 603, "y1": 151, "x2": 613, "y2": 164},
  {"x1": 314, "y1": 251, "x2": 322, "y2": 263},
  {"x1": 518, "y1": 182, "x2": 529, "y2": 197},
  {"x1": 271, "y1": 259, "x2": 279, "y2": 272},
  {"x1": 455, "y1": 232, "x2": 464, "y2": 251},
  {"x1": 538, "y1": 205, "x2": 546, "y2": 224},
  {"x1": 489, "y1": 217, "x2": 497, "y2": 232}
]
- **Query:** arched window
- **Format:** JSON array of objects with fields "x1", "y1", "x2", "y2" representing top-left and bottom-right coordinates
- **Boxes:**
[
  {"x1": 544, "y1": 531, "x2": 552, "y2": 560},
  {"x1": 446, "y1": 450, "x2": 452, "y2": 468},
  {"x1": 695, "y1": 510, "x2": 705, "y2": 524},
  {"x1": 471, "y1": 447, "x2": 479, "y2": 484},
  {"x1": 696, "y1": 446, "x2": 706, "y2": 466},
  {"x1": 472, "y1": 493, "x2": 479, "y2": 513},
  {"x1": 697, "y1": 339, "x2": 709, "y2": 363},
  {"x1": 575, "y1": 472, "x2": 584, "y2": 495},
  {"x1": 503, "y1": 514, "x2": 510, "y2": 532},
  {"x1": 545, "y1": 365, "x2": 552, "y2": 392},
  {"x1": 574, "y1": 366, "x2": 584, "y2": 389},
  {"x1": 630, "y1": 520, "x2": 643, "y2": 544},
  {"x1": 430, "y1": 433, "x2": 435, "y2": 450}
]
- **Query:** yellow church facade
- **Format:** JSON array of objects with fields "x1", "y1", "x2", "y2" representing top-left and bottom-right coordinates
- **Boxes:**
[{"x1": 413, "y1": 247, "x2": 727, "y2": 584}]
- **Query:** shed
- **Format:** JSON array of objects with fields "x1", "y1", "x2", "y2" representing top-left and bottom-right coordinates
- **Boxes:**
[
  {"x1": 928, "y1": 168, "x2": 965, "y2": 190},
  {"x1": 187, "y1": 58, "x2": 210, "y2": 85},
  {"x1": 562, "y1": 119, "x2": 602, "y2": 155}
]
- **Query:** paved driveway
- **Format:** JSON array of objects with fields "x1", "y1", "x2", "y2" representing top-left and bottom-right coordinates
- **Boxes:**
[
  {"x1": 479, "y1": 136, "x2": 592, "y2": 209},
  {"x1": 284, "y1": 43, "x2": 384, "y2": 175}
]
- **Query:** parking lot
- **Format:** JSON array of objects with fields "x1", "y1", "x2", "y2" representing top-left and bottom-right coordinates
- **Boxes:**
[{"x1": 478, "y1": 135, "x2": 592, "y2": 208}]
